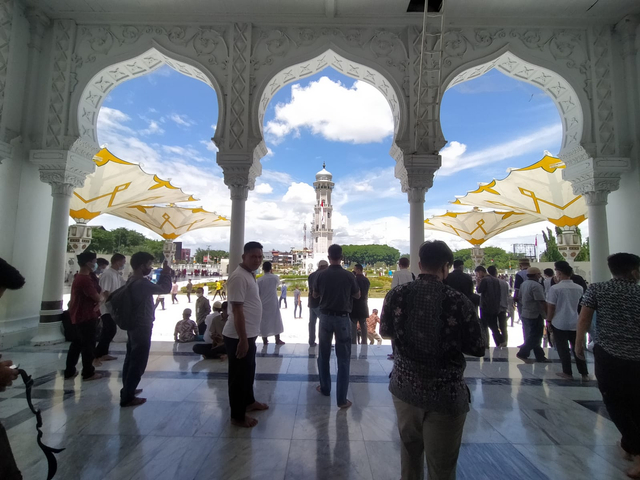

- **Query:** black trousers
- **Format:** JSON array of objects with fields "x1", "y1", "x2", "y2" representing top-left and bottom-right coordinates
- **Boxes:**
[
  {"x1": 65, "y1": 319, "x2": 98, "y2": 379},
  {"x1": 193, "y1": 343, "x2": 227, "y2": 359},
  {"x1": 186, "y1": 292, "x2": 191, "y2": 302},
  {"x1": 0, "y1": 422, "x2": 22, "y2": 479},
  {"x1": 552, "y1": 326, "x2": 588, "y2": 376},
  {"x1": 120, "y1": 324, "x2": 153, "y2": 405},
  {"x1": 594, "y1": 344, "x2": 640, "y2": 455},
  {"x1": 171, "y1": 294, "x2": 178, "y2": 304},
  {"x1": 351, "y1": 317, "x2": 368, "y2": 345},
  {"x1": 480, "y1": 311, "x2": 504, "y2": 347},
  {"x1": 309, "y1": 307, "x2": 318, "y2": 345},
  {"x1": 223, "y1": 335, "x2": 257, "y2": 421},
  {"x1": 198, "y1": 322, "x2": 207, "y2": 335},
  {"x1": 95, "y1": 313, "x2": 117, "y2": 358},
  {"x1": 498, "y1": 311, "x2": 508, "y2": 345},
  {"x1": 517, "y1": 316, "x2": 546, "y2": 360},
  {"x1": 279, "y1": 296, "x2": 287, "y2": 308}
]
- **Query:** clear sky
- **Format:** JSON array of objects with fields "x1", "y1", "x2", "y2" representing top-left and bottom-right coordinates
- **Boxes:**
[{"x1": 93, "y1": 63, "x2": 578, "y2": 255}]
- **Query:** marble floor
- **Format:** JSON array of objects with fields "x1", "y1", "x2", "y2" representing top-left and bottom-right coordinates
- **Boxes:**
[{"x1": 1, "y1": 341, "x2": 631, "y2": 480}]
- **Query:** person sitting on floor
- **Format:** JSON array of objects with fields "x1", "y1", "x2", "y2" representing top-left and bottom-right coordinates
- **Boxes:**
[
  {"x1": 173, "y1": 308, "x2": 198, "y2": 343},
  {"x1": 193, "y1": 301, "x2": 229, "y2": 359}
]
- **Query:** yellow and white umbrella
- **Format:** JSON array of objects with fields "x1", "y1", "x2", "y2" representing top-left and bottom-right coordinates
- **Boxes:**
[
  {"x1": 424, "y1": 207, "x2": 542, "y2": 246},
  {"x1": 70, "y1": 148, "x2": 196, "y2": 222},
  {"x1": 108, "y1": 205, "x2": 230, "y2": 240},
  {"x1": 452, "y1": 155, "x2": 587, "y2": 228}
]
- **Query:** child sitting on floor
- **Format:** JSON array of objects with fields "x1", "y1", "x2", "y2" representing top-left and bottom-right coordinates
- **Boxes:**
[{"x1": 173, "y1": 308, "x2": 199, "y2": 343}]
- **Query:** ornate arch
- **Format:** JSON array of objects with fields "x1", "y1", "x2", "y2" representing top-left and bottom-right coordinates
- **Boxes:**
[
  {"x1": 75, "y1": 46, "x2": 221, "y2": 146},
  {"x1": 442, "y1": 50, "x2": 584, "y2": 153}
]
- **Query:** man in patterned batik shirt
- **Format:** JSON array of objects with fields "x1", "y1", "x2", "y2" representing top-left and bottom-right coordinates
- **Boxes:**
[
  {"x1": 381, "y1": 240, "x2": 485, "y2": 480},
  {"x1": 575, "y1": 253, "x2": 640, "y2": 479}
]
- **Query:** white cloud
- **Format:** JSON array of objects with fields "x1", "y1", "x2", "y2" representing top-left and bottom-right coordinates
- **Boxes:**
[
  {"x1": 254, "y1": 183, "x2": 274, "y2": 194},
  {"x1": 140, "y1": 119, "x2": 164, "y2": 136},
  {"x1": 439, "y1": 124, "x2": 562, "y2": 176},
  {"x1": 200, "y1": 139, "x2": 218, "y2": 153},
  {"x1": 264, "y1": 76, "x2": 394, "y2": 144},
  {"x1": 170, "y1": 113, "x2": 195, "y2": 127}
]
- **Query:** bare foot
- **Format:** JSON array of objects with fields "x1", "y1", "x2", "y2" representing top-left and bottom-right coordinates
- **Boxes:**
[
  {"x1": 135, "y1": 388, "x2": 143, "y2": 395},
  {"x1": 338, "y1": 400, "x2": 353, "y2": 409},
  {"x1": 276, "y1": 340, "x2": 286, "y2": 345},
  {"x1": 231, "y1": 416, "x2": 258, "y2": 428},
  {"x1": 92, "y1": 359, "x2": 103, "y2": 367},
  {"x1": 555, "y1": 372, "x2": 573, "y2": 380},
  {"x1": 618, "y1": 441, "x2": 633, "y2": 461},
  {"x1": 581, "y1": 374, "x2": 591, "y2": 382},
  {"x1": 100, "y1": 355, "x2": 118, "y2": 361},
  {"x1": 246, "y1": 401, "x2": 269, "y2": 412},
  {"x1": 627, "y1": 460, "x2": 640, "y2": 479},
  {"x1": 121, "y1": 397, "x2": 147, "y2": 407},
  {"x1": 64, "y1": 372, "x2": 79, "y2": 380},
  {"x1": 219, "y1": 355, "x2": 228, "y2": 361},
  {"x1": 316, "y1": 385, "x2": 329, "y2": 396},
  {"x1": 84, "y1": 373, "x2": 103, "y2": 381}
]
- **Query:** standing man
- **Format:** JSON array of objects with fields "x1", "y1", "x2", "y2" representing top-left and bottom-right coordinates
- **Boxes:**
[
  {"x1": 445, "y1": 259, "x2": 479, "y2": 308},
  {"x1": 546, "y1": 261, "x2": 589, "y2": 380},
  {"x1": 170, "y1": 280, "x2": 180, "y2": 304},
  {"x1": 392, "y1": 257, "x2": 414, "y2": 288},
  {"x1": 489, "y1": 265, "x2": 511, "y2": 346},
  {"x1": 279, "y1": 281, "x2": 288, "y2": 308},
  {"x1": 307, "y1": 260, "x2": 328, "y2": 346},
  {"x1": 195, "y1": 287, "x2": 211, "y2": 335},
  {"x1": 213, "y1": 280, "x2": 223, "y2": 300},
  {"x1": 513, "y1": 258, "x2": 531, "y2": 316},
  {"x1": 222, "y1": 242, "x2": 269, "y2": 428},
  {"x1": 65, "y1": 251, "x2": 103, "y2": 382},
  {"x1": 350, "y1": 263, "x2": 370, "y2": 345},
  {"x1": 258, "y1": 261, "x2": 285, "y2": 345},
  {"x1": 475, "y1": 266, "x2": 506, "y2": 347},
  {"x1": 314, "y1": 244, "x2": 360, "y2": 409},
  {"x1": 186, "y1": 279, "x2": 193, "y2": 303},
  {"x1": 381, "y1": 241, "x2": 485, "y2": 480},
  {"x1": 293, "y1": 286, "x2": 302, "y2": 318},
  {"x1": 575, "y1": 253, "x2": 640, "y2": 478},
  {"x1": 543, "y1": 268, "x2": 555, "y2": 292},
  {"x1": 96, "y1": 253, "x2": 126, "y2": 363},
  {"x1": 516, "y1": 267, "x2": 551, "y2": 363},
  {"x1": 0, "y1": 258, "x2": 26, "y2": 480},
  {"x1": 119, "y1": 254, "x2": 171, "y2": 407}
]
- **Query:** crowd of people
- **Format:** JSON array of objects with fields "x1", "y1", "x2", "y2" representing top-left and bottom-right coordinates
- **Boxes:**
[{"x1": 0, "y1": 241, "x2": 639, "y2": 479}]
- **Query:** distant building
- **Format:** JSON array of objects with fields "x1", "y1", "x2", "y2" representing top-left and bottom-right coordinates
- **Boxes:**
[{"x1": 181, "y1": 248, "x2": 191, "y2": 261}]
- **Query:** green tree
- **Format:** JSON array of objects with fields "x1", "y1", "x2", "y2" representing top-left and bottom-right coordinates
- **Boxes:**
[
  {"x1": 575, "y1": 237, "x2": 590, "y2": 261},
  {"x1": 341, "y1": 244, "x2": 401, "y2": 267},
  {"x1": 540, "y1": 227, "x2": 564, "y2": 262},
  {"x1": 194, "y1": 248, "x2": 228, "y2": 264},
  {"x1": 89, "y1": 227, "x2": 114, "y2": 253},
  {"x1": 452, "y1": 247, "x2": 520, "y2": 270},
  {"x1": 111, "y1": 227, "x2": 147, "y2": 252}
]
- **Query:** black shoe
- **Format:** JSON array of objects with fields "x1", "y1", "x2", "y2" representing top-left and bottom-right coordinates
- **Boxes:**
[{"x1": 537, "y1": 358, "x2": 553, "y2": 363}]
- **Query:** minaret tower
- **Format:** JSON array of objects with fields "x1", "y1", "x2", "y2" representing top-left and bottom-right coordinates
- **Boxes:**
[{"x1": 312, "y1": 162, "x2": 334, "y2": 258}]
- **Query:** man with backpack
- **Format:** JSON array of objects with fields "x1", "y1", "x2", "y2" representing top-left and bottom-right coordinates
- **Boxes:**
[{"x1": 115, "y1": 252, "x2": 172, "y2": 407}]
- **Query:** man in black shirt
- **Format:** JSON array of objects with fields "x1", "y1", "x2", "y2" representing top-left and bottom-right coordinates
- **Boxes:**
[
  {"x1": 307, "y1": 260, "x2": 328, "y2": 346},
  {"x1": 445, "y1": 259, "x2": 478, "y2": 306},
  {"x1": 475, "y1": 265, "x2": 505, "y2": 347},
  {"x1": 314, "y1": 244, "x2": 360, "y2": 409},
  {"x1": 350, "y1": 263, "x2": 370, "y2": 345}
]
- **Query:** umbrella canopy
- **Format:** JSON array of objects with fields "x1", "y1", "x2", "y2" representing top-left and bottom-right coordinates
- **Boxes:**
[
  {"x1": 70, "y1": 148, "x2": 196, "y2": 222},
  {"x1": 452, "y1": 156, "x2": 587, "y2": 228},
  {"x1": 108, "y1": 205, "x2": 230, "y2": 240},
  {"x1": 424, "y1": 207, "x2": 542, "y2": 246}
]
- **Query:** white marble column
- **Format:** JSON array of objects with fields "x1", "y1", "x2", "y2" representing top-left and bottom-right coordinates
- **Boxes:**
[
  {"x1": 229, "y1": 185, "x2": 248, "y2": 270},
  {"x1": 583, "y1": 192, "x2": 611, "y2": 282},
  {"x1": 30, "y1": 149, "x2": 95, "y2": 345},
  {"x1": 408, "y1": 187, "x2": 426, "y2": 276}
]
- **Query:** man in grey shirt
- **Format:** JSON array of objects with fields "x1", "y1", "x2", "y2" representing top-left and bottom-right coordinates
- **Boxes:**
[
  {"x1": 314, "y1": 244, "x2": 360, "y2": 408},
  {"x1": 516, "y1": 267, "x2": 551, "y2": 363},
  {"x1": 120, "y1": 252, "x2": 172, "y2": 407}
]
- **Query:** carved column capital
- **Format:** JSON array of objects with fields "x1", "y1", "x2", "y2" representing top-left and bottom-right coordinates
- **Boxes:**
[
  {"x1": 399, "y1": 153, "x2": 441, "y2": 196},
  {"x1": 218, "y1": 151, "x2": 259, "y2": 193},
  {"x1": 30, "y1": 148, "x2": 95, "y2": 197},
  {"x1": 560, "y1": 145, "x2": 630, "y2": 206}
]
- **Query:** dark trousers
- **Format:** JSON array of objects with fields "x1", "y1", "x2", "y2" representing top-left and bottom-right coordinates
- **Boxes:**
[
  {"x1": 0, "y1": 422, "x2": 22, "y2": 480},
  {"x1": 193, "y1": 343, "x2": 227, "y2": 359},
  {"x1": 120, "y1": 324, "x2": 153, "y2": 405},
  {"x1": 186, "y1": 292, "x2": 191, "y2": 302},
  {"x1": 171, "y1": 294, "x2": 178, "y2": 304},
  {"x1": 594, "y1": 344, "x2": 640, "y2": 455},
  {"x1": 552, "y1": 326, "x2": 588, "y2": 376},
  {"x1": 318, "y1": 313, "x2": 351, "y2": 406},
  {"x1": 351, "y1": 317, "x2": 367, "y2": 345},
  {"x1": 279, "y1": 295, "x2": 287, "y2": 308},
  {"x1": 309, "y1": 307, "x2": 319, "y2": 345},
  {"x1": 223, "y1": 335, "x2": 257, "y2": 421},
  {"x1": 480, "y1": 311, "x2": 504, "y2": 347},
  {"x1": 198, "y1": 322, "x2": 206, "y2": 335},
  {"x1": 517, "y1": 316, "x2": 546, "y2": 360},
  {"x1": 498, "y1": 311, "x2": 508, "y2": 345},
  {"x1": 95, "y1": 313, "x2": 117, "y2": 358},
  {"x1": 294, "y1": 302, "x2": 302, "y2": 318},
  {"x1": 64, "y1": 319, "x2": 98, "y2": 379}
]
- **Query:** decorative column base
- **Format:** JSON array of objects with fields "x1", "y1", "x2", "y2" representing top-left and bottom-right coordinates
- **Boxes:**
[{"x1": 31, "y1": 304, "x2": 66, "y2": 345}]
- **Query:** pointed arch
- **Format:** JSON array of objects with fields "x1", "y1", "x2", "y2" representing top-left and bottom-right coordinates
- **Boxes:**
[{"x1": 442, "y1": 50, "x2": 584, "y2": 154}]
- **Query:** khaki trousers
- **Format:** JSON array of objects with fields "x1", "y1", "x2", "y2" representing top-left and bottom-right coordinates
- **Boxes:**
[{"x1": 392, "y1": 394, "x2": 466, "y2": 480}]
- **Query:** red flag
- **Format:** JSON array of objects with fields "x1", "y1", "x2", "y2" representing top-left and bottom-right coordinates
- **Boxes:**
[{"x1": 535, "y1": 236, "x2": 538, "y2": 247}]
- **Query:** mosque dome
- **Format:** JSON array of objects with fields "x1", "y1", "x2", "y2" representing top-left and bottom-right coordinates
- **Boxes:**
[{"x1": 315, "y1": 162, "x2": 332, "y2": 182}]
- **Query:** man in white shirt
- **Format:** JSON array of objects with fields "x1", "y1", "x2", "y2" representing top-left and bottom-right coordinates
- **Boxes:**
[
  {"x1": 222, "y1": 241, "x2": 269, "y2": 428},
  {"x1": 96, "y1": 253, "x2": 126, "y2": 362},
  {"x1": 391, "y1": 257, "x2": 414, "y2": 288},
  {"x1": 547, "y1": 261, "x2": 589, "y2": 380}
]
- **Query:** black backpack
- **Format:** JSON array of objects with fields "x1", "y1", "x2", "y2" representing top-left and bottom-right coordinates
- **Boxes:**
[{"x1": 105, "y1": 279, "x2": 140, "y2": 330}]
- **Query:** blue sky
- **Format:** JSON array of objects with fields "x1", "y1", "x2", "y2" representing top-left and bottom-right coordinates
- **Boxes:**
[{"x1": 94, "y1": 64, "x2": 568, "y2": 254}]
